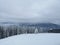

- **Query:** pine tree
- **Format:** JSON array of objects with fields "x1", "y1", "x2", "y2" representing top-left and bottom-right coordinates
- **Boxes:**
[{"x1": 34, "y1": 28, "x2": 38, "y2": 33}]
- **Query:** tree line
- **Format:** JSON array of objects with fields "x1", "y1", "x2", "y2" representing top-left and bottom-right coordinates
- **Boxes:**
[
  {"x1": 0, "y1": 25, "x2": 59, "y2": 39},
  {"x1": 0, "y1": 25, "x2": 39, "y2": 39}
]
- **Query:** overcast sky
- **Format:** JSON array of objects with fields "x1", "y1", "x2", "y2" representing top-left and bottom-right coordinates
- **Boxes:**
[{"x1": 0, "y1": 0, "x2": 60, "y2": 24}]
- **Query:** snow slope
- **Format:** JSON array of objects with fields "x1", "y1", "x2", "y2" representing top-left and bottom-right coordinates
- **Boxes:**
[{"x1": 0, "y1": 33, "x2": 60, "y2": 45}]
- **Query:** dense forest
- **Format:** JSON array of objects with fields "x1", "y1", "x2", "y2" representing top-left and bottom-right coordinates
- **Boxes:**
[
  {"x1": 0, "y1": 25, "x2": 39, "y2": 39},
  {"x1": 0, "y1": 23, "x2": 60, "y2": 39}
]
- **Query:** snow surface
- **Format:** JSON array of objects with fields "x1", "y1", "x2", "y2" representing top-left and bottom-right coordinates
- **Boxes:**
[{"x1": 0, "y1": 33, "x2": 60, "y2": 45}]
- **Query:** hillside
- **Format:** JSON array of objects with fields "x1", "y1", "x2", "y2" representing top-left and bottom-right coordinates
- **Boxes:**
[
  {"x1": 0, "y1": 22, "x2": 60, "y2": 29},
  {"x1": 0, "y1": 33, "x2": 60, "y2": 45}
]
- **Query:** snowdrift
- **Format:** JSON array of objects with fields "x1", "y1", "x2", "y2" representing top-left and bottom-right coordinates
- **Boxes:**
[{"x1": 0, "y1": 33, "x2": 60, "y2": 45}]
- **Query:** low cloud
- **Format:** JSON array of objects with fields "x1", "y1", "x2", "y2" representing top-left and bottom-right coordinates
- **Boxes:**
[{"x1": 0, "y1": 0, "x2": 60, "y2": 24}]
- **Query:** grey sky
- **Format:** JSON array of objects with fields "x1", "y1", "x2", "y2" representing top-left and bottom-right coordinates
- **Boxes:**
[{"x1": 0, "y1": 0, "x2": 60, "y2": 24}]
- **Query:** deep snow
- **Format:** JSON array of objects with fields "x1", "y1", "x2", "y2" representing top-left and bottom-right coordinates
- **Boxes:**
[{"x1": 0, "y1": 33, "x2": 60, "y2": 45}]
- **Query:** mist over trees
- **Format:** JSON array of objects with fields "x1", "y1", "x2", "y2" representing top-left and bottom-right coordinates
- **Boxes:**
[
  {"x1": 0, "y1": 25, "x2": 39, "y2": 39},
  {"x1": 0, "y1": 23, "x2": 60, "y2": 39}
]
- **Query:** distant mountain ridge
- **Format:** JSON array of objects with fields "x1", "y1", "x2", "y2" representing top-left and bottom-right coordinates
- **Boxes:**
[
  {"x1": 0, "y1": 22, "x2": 60, "y2": 29},
  {"x1": 19, "y1": 23, "x2": 60, "y2": 29}
]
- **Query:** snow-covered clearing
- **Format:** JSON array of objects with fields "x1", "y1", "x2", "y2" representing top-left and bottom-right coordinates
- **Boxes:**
[{"x1": 0, "y1": 33, "x2": 60, "y2": 45}]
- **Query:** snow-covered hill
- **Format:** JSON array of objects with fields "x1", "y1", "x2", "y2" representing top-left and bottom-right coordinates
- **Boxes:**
[{"x1": 0, "y1": 33, "x2": 60, "y2": 45}]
